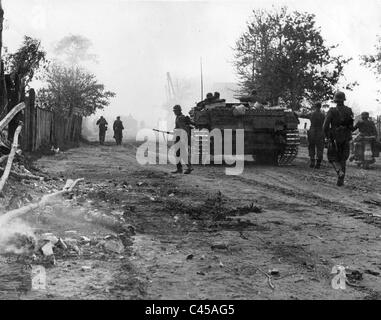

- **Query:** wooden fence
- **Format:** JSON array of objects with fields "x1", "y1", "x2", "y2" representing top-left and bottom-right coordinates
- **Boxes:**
[{"x1": 21, "y1": 89, "x2": 83, "y2": 152}]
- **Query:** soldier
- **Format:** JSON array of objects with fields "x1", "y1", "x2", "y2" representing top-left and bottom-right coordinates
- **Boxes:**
[
  {"x1": 96, "y1": 116, "x2": 108, "y2": 145},
  {"x1": 113, "y1": 116, "x2": 124, "y2": 145},
  {"x1": 213, "y1": 91, "x2": 226, "y2": 103},
  {"x1": 323, "y1": 91, "x2": 354, "y2": 186},
  {"x1": 350, "y1": 111, "x2": 378, "y2": 160},
  {"x1": 172, "y1": 105, "x2": 193, "y2": 174},
  {"x1": 353, "y1": 112, "x2": 378, "y2": 137},
  {"x1": 196, "y1": 93, "x2": 215, "y2": 109},
  {"x1": 307, "y1": 102, "x2": 325, "y2": 169}
]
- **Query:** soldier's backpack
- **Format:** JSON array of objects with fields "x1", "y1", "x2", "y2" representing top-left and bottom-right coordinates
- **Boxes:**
[{"x1": 332, "y1": 107, "x2": 353, "y2": 143}]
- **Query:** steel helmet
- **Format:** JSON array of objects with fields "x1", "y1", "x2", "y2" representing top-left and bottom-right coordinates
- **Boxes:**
[
  {"x1": 333, "y1": 91, "x2": 346, "y2": 102},
  {"x1": 361, "y1": 111, "x2": 369, "y2": 119},
  {"x1": 206, "y1": 93, "x2": 213, "y2": 99},
  {"x1": 173, "y1": 104, "x2": 181, "y2": 111}
]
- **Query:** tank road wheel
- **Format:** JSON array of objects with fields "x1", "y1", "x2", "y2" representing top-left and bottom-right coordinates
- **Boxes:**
[{"x1": 277, "y1": 129, "x2": 300, "y2": 166}]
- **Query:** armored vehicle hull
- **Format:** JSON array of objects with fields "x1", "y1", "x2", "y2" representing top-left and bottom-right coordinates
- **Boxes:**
[{"x1": 190, "y1": 103, "x2": 300, "y2": 165}]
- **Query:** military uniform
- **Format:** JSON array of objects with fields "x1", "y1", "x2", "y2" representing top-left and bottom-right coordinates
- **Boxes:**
[
  {"x1": 353, "y1": 119, "x2": 378, "y2": 137},
  {"x1": 307, "y1": 110, "x2": 325, "y2": 167},
  {"x1": 96, "y1": 117, "x2": 108, "y2": 145},
  {"x1": 172, "y1": 105, "x2": 193, "y2": 174},
  {"x1": 352, "y1": 117, "x2": 378, "y2": 158},
  {"x1": 174, "y1": 113, "x2": 192, "y2": 172},
  {"x1": 323, "y1": 101, "x2": 354, "y2": 185},
  {"x1": 113, "y1": 119, "x2": 124, "y2": 145}
]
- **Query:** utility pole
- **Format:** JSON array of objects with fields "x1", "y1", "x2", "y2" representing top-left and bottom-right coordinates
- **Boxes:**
[{"x1": 200, "y1": 57, "x2": 204, "y2": 101}]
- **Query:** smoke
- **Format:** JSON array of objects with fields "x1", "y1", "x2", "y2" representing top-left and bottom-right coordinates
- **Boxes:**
[
  {"x1": 53, "y1": 34, "x2": 98, "y2": 66},
  {"x1": 0, "y1": 218, "x2": 36, "y2": 255}
]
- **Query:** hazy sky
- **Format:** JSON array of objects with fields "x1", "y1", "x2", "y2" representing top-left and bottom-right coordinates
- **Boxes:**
[{"x1": 3, "y1": 0, "x2": 381, "y2": 125}]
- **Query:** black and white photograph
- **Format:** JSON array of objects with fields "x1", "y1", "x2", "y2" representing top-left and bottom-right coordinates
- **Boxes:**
[{"x1": 0, "y1": 0, "x2": 380, "y2": 305}]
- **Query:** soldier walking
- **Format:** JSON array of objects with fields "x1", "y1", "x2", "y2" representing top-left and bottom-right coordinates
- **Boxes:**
[
  {"x1": 323, "y1": 91, "x2": 354, "y2": 186},
  {"x1": 96, "y1": 116, "x2": 108, "y2": 145},
  {"x1": 113, "y1": 116, "x2": 124, "y2": 145},
  {"x1": 307, "y1": 102, "x2": 325, "y2": 169},
  {"x1": 172, "y1": 105, "x2": 193, "y2": 174}
]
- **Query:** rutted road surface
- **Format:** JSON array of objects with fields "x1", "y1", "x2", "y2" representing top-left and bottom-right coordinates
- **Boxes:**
[{"x1": 2, "y1": 143, "x2": 381, "y2": 299}]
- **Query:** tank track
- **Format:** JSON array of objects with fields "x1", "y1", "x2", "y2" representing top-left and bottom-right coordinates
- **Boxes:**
[{"x1": 277, "y1": 129, "x2": 300, "y2": 165}]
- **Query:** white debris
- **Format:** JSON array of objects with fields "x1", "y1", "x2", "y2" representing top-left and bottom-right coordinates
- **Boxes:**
[
  {"x1": 81, "y1": 266, "x2": 92, "y2": 271},
  {"x1": 80, "y1": 236, "x2": 91, "y2": 243},
  {"x1": 31, "y1": 265, "x2": 46, "y2": 291},
  {"x1": 41, "y1": 242, "x2": 54, "y2": 256},
  {"x1": 104, "y1": 239, "x2": 124, "y2": 254}
]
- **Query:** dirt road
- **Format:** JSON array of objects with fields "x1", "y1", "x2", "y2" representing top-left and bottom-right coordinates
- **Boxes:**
[{"x1": 1, "y1": 143, "x2": 380, "y2": 299}]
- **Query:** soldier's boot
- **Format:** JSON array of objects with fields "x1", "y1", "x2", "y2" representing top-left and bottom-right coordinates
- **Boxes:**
[
  {"x1": 309, "y1": 159, "x2": 315, "y2": 168},
  {"x1": 171, "y1": 163, "x2": 183, "y2": 174},
  {"x1": 336, "y1": 170, "x2": 345, "y2": 187},
  {"x1": 184, "y1": 166, "x2": 193, "y2": 174},
  {"x1": 314, "y1": 159, "x2": 322, "y2": 169}
]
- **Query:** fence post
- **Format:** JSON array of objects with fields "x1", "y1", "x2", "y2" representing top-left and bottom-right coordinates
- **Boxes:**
[{"x1": 28, "y1": 88, "x2": 35, "y2": 151}]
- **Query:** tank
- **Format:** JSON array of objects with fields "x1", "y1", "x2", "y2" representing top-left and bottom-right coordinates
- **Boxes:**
[{"x1": 189, "y1": 102, "x2": 300, "y2": 165}]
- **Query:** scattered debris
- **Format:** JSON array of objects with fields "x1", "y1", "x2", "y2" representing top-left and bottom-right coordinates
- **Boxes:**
[
  {"x1": 268, "y1": 269, "x2": 280, "y2": 276},
  {"x1": 211, "y1": 243, "x2": 228, "y2": 250},
  {"x1": 41, "y1": 233, "x2": 59, "y2": 245},
  {"x1": 81, "y1": 266, "x2": 92, "y2": 271},
  {"x1": 331, "y1": 265, "x2": 347, "y2": 290},
  {"x1": 0, "y1": 179, "x2": 84, "y2": 226},
  {"x1": 80, "y1": 236, "x2": 91, "y2": 243},
  {"x1": 65, "y1": 230, "x2": 78, "y2": 235},
  {"x1": 57, "y1": 238, "x2": 68, "y2": 250},
  {"x1": 31, "y1": 265, "x2": 47, "y2": 291},
  {"x1": 255, "y1": 267, "x2": 275, "y2": 290},
  {"x1": 41, "y1": 242, "x2": 54, "y2": 256},
  {"x1": 346, "y1": 269, "x2": 363, "y2": 282},
  {"x1": 230, "y1": 202, "x2": 263, "y2": 215},
  {"x1": 104, "y1": 239, "x2": 124, "y2": 254},
  {"x1": 364, "y1": 269, "x2": 380, "y2": 276}
]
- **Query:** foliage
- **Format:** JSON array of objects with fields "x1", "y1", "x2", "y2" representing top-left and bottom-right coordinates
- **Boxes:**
[
  {"x1": 233, "y1": 7, "x2": 354, "y2": 110},
  {"x1": 53, "y1": 34, "x2": 98, "y2": 66},
  {"x1": 361, "y1": 35, "x2": 381, "y2": 100},
  {"x1": 38, "y1": 64, "x2": 115, "y2": 116},
  {"x1": 4, "y1": 36, "x2": 47, "y2": 85}
]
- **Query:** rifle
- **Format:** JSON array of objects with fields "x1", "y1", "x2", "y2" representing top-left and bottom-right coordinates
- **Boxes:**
[
  {"x1": 152, "y1": 129, "x2": 174, "y2": 135},
  {"x1": 152, "y1": 128, "x2": 174, "y2": 144}
]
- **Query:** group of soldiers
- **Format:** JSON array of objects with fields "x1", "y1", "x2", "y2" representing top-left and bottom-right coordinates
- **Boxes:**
[
  {"x1": 307, "y1": 91, "x2": 378, "y2": 186},
  {"x1": 195, "y1": 92, "x2": 225, "y2": 110},
  {"x1": 94, "y1": 91, "x2": 377, "y2": 186},
  {"x1": 173, "y1": 90, "x2": 379, "y2": 186},
  {"x1": 96, "y1": 116, "x2": 125, "y2": 145}
]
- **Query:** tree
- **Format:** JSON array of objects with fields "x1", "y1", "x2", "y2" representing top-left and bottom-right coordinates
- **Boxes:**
[
  {"x1": 234, "y1": 7, "x2": 353, "y2": 110},
  {"x1": 4, "y1": 36, "x2": 47, "y2": 85},
  {"x1": 38, "y1": 64, "x2": 115, "y2": 116},
  {"x1": 53, "y1": 34, "x2": 98, "y2": 66},
  {"x1": 361, "y1": 35, "x2": 381, "y2": 101}
]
